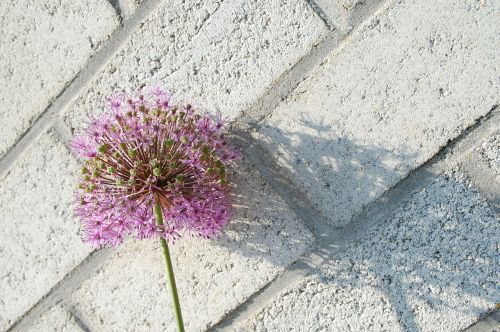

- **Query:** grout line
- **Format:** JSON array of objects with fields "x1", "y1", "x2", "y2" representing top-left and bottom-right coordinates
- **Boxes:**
[
  {"x1": 240, "y1": 104, "x2": 500, "y2": 245},
  {"x1": 431, "y1": 105, "x2": 500, "y2": 170},
  {"x1": 348, "y1": 0, "x2": 395, "y2": 30},
  {"x1": 229, "y1": 124, "x2": 333, "y2": 240},
  {"x1": 310, "y1": 106, "x2": 500, "y2": 248},
  {"x1": 309, "y1": 0, "x2": 392, "y2": 35},
  {"x1": 463, "y1": 308, "x2": 500, "y2": 332},
  {"x1": 460, "y1": 157, "x2": 499, "y2": 214},
  {"x1": 208, "y1": 259, "x2": 315, "y2": 331},
  {"x1": 237, "y1": 0, "x2": 396, "y2": 126},
  {"x1": 0, "y1": 111, "x2": 55, "y2": 179},
  {"x1": 3, "y1": 0, "x2": 496, "y2": 330},
  {"x1": 211, "y1": 106, "x2": 500, "y2": 330},
  {"x1": 304, "y1": 0, "x2": 337, "y2": 30},
  {"x1": 8, "y1": 249, "x2": 113, "y2": 332},
  {"x1": 0, "y1": 0, "x2": 163, "y2": 179},
  {"x1": 454, "y1": 105, "x2": 500, "y2": 214},
  {"x1": 106, "y1": 0, "x2": 125, "y2": 23},
  {"x1": 3, "y1": 0, "x2": 163, "y2": 330},
  {"x1": 1, "y1": 0, "x2": 343, "y2": 329},
  {"x1": 236, "y1": 31, "x2": 342, "y2": 125},
  {"x1": 62, "y1": 302, "x2": 95, "y2": 332},
  {"x1": 52, "y1": 118, "x2": 75, "y2": 149}
]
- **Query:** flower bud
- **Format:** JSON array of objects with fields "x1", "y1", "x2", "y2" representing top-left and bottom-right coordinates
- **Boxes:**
[
  {"x1": 128, "y1": 149, "x2": 137, "y2": 158},
  {"x1": 98, "y1": 144, "x2": 109, "y2": 153},
  {"x1": 201, "y1": 146, "x2": 210, "y2": 155},
  {"x1": 165, "y1": 138, "x2": 174, "y2": 147},
  {"x1": 153, "y1": 167, "x2": 161, "y2": 177},
  {"x1": 150, "y1": 158, "x2": 159, "y2": 168}
]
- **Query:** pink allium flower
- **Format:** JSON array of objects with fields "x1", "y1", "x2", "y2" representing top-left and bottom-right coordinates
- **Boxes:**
[{"x1": 71, "y1": 87, "x2": 240, "y2": 248}]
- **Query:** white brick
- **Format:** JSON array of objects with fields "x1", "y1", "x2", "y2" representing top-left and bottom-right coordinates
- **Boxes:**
[
  {"x1": 0, "y1": 0, "x2": 119, "y2": 157},
  {"x1": 115, "y1": 0, "x2": 143, "y2": 20},
  {"x1": 69, "y1": 161, "x2": 313, "y2": 331},
  {"x1": 314, "y1": 0, "x2": 368, "y2": 32},
  {"x1": 0, "y1": 132, "x2": 93, "y2": 330},
  {"x1": 27, "y1": 306, "x2": 84, "y2": 332},
  {"x1": 247, "y1": 173, "x2": 499, "y2": 331},
  {"x1": 255, "y1": 0, "x2": 499, "y2": 227},
  {"x1": 61, "y1": 0, "x2": 328, "y2": 130},
  {"x1": 478, "y1": 131, "x2": 500, "y2": 179}
]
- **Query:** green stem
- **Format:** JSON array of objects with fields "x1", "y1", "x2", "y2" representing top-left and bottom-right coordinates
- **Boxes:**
[{"x1": 154, "y1": 202, "x2": 185, "y2": 332}]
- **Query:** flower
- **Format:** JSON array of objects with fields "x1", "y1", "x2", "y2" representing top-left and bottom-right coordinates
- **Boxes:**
[{"x1": 71, "y1": 87, "x2": 240, "y2": 248}]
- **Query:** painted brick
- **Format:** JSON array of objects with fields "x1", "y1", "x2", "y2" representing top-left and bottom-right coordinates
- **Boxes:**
[
  {"x1": 27, "y1": 305, "x2": 84, "y2": 332},
  {"x1": 61, "y1": 0, "x2": 328, "y2": 131},
  {"x1": 246, "y1": 173, "x2": 499, "y2": 331},
  {"x1": 255, "y1": 0, "x2": 499, "y2": 227},
  {"x1": 0, "y1": 132, "x2": 93, "y2": 330},
  {"x1": 70, "y1": 161, "x2": 314, "y2": 331},
  {"x1": 0, "y1": 0, "x2": 119, "y2": 158}
]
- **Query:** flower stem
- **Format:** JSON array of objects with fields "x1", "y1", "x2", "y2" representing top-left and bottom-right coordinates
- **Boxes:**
[{"x1": 153, "y1": 202, "x2": 185, "y2": 332}]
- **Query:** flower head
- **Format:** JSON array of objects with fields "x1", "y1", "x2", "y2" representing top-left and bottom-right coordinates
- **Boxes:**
[{"x1": 71, "y1": 87, "x2": 240, "y2": 248}]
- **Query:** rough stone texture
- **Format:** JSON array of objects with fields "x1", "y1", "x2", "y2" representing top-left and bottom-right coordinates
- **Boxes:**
[
  {"x1": 255, "y1": 0, "x2": 499, "y2": 227},
  {"x1": 70, "y1": 161, "x2": 313, "y2": 331},
  {"x1": 339, "y1": 0, "x2": 361, "y2": 10},
  {"x1": 314, "y1": 0, "x2": 374, "y2": 32},
  {"x1": 478, "y1": 131, "x2": 500, "y2": 178},
  {"x1": 113, "y1": 0, "x2": 143, "y2": 20},
  {"x1": 0, "y1": 132, "x2": 93, "y2": 331},
  {"x1": 465, "y1": 310, "x2": 500, "y2": 332},
  {"x1": 0, "y1": 0, "x2": 119, "y2": 158},
  {"x1": 27, "y1": 306, "x2": 83, "y2": 332},
  {"x1": 2, "y1": 0, "x2": 498, "y2": 329},
  {"x1": 247, "y1": 173, "x2": 500, "y2": 331},
  {"x1": 61, "y1": 0, "x2": 328, "y2": 131}
]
